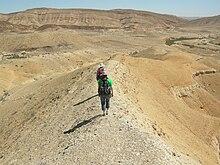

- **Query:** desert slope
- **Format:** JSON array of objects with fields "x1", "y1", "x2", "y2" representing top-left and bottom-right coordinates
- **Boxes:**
[
  {"x1": 0, "y1": 8, "x2": 186, "y2": 31},
  {"x1": 113, "y1": 53, "x2": 220, "y2": 165},
  {"x1": 184, "y1": 15, "x2": 220, "y2": 27},
  {"x1": 0, "y1": 50, "x2": 219, "y2": 164},
  {"x1": 0, "y1": 59, "x2": 199, "y2": 165}
]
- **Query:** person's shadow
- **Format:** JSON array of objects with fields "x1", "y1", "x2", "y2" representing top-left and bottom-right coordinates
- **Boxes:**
[
  {"x1": 73, "y1": 94, "x2": 99, "y2": 106},
  {"x1": 63, "y1": 114, "x2": 102, "y2": 134}
]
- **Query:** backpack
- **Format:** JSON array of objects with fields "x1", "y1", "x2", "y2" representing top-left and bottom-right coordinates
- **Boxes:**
[
  {"x1": 99, "y1": 68, "x2": 104, "y2": 75},
  {"x1": 97, "y1": 68, "x2": 105, "y2": 80},
  {"x1": 99, "y1": 79, "x2": 111, "y2": 95}
]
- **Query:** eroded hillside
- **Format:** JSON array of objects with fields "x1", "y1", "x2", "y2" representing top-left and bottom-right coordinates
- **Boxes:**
[{"x1": 0, "y1": 8, "x2": 186, "y2": 32}]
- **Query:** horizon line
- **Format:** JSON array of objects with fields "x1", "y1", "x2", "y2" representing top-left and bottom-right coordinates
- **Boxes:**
[{"x1": 0, "y1": 7, "x2": 219, "y2": 18}]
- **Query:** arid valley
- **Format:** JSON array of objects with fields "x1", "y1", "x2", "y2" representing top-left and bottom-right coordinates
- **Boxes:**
[{"x1": 0, "y1": 8, "x2": 220, "y2": 165}]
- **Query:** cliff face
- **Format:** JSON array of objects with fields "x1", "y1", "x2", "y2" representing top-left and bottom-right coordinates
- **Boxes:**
[{"x1": 0, "y1": 8, "x2": 187, "y2": 31}]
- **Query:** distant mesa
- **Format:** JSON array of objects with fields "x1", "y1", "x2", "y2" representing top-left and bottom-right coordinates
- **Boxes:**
[
  {"x1": 0, "y1": 8, "x2": 187, "y2": 32},
  {"x1": 1, "y1": 8, "x2": 219, "y2": 32}
]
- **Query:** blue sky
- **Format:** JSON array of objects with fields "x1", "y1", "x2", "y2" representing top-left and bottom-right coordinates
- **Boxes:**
[{"x1": 0, "y1": 0, "x2": 219, "y2": 17}]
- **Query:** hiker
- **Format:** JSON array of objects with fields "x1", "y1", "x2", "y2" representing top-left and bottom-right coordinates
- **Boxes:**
[
  {"x1": 96, "y1": 63, "x2": 106, "y2": 81},
  {"x1": 98, "y1": 71, "x2": 113, "y2": 116}
]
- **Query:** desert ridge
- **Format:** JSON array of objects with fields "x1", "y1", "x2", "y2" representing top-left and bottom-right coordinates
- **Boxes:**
[{"x1": 0, "y1": 8, "x2": 220, "y2": 165}]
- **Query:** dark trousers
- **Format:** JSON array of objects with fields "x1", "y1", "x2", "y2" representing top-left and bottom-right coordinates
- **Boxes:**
[{"x1": 100, "y1": 95, "x2": 110, "y2": 111}]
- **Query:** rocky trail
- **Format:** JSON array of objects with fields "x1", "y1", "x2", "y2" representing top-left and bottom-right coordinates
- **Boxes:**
[{"x1": 0, "y1": 59, "x2": 199, "y2": 165}]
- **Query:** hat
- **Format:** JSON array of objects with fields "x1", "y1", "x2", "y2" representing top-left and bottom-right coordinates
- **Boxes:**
[
  {"x1": 99, "y1": 63, "x2": 105, "y2": 68},
  {"x1": 102, "y1": 70, "x2": 108, "y2": 76}
]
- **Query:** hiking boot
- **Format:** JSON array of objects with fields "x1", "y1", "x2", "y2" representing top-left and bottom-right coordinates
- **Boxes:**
[
  {"x1": 103, "y1": 110, "x2": 106, "y2": 116},
  {"x1": 106, "y1": 109, "x2": 109, "y2": 115}
]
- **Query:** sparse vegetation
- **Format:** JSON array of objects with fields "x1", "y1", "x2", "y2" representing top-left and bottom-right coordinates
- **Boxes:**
[
  {"x1": 165, "y1": 39, "x2": 175, "y2": 46},
  {"x1": 165, "y1": 37, "x2": 199, "y2": 46},
  {"x1": 3, "y1": 54, "x2": 27, "y2": 60},
  {"x1": 182, "y1": 44, "x2": 195, "y2": 48}
]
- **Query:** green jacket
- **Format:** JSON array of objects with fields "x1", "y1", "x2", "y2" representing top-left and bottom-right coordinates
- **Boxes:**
[
  {"x1": 98, "y1": 78, "x2": 113, "y2": 95},
  {"x1": 98, "y1": 78, "x2": 113, "y2": 86}
]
